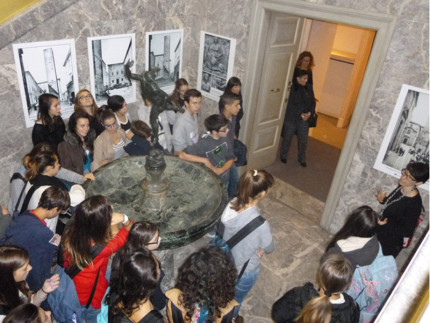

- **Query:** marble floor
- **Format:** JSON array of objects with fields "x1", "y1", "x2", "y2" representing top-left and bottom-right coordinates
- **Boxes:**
[{"x1": 154, "y1": 177, "x2": 331, "y2": 322}]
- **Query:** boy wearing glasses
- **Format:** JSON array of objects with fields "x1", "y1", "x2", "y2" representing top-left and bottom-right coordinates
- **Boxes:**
[{"x1": 179, "y1": 114, "x2": 235, "y2": 189}]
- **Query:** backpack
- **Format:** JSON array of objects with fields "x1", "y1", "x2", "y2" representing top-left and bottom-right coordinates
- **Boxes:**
[
  {"x1": 346, "y1": 246, "x2": 398, "y2": 323},
  {"x1": 9, "y1": 172, "x2": 27, "y2": 218}
]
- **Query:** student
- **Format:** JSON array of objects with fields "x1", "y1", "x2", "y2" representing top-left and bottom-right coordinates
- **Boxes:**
[
  {"x1": 3, "y1": 303, "x2": 52, "y2": 323},
  {"x1": 172, "y1": 89, "x2": 202, "y2": 154},
  {"x1": 124, "y1": 120, "x2": 162, "y2": 156},
  {"x1": 219, "y1": 77, "x2": 244, "y2": 138},
  {"x1": 0, "y1": 187, "x2": 70, "y2": 292},
  {"x1": 272, "y1": 254, "x2": 359, "y2": 323},
  {"x1": 219, "y1": 93, "x2": 242, "y2": 198},
  {"x1": 107, "y1": 95, "x2": 132, "y2": 133},
  {"x1": 179, "y1": 114, "x2": 235, "y2": 189},
  {"x1": 74, "y1": 89, "x2": 104, "y2": 136}
]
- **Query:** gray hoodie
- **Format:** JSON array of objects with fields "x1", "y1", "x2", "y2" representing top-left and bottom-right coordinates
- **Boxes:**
[{"x1": 221, "y1": 204, "x2": 274, "y2": 273}]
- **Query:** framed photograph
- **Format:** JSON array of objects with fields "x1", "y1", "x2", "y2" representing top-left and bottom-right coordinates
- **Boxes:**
[
  {"x1": 145, "y1": 29, "x2": 184, "y2": 94},
  {"x1": 197, "y1": 31, "x2": 236, "y2": 101},
  {"x1": 374, "y1": 84, "x2": 429, "y2": 191},
  {"x1": 87, "y1": 33, "x2": 136, "y2": 105},
  {"x1": 13, "y1": 39, "x2": 79, "y2": 128}
]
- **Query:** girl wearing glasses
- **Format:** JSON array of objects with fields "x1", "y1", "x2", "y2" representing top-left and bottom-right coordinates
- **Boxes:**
[
  {"x1": 376, "y1": 161, "x2": 429, "y2": 257},
  {"x1": 74, "y1": 89, "x2": 104, "y2": 136},
  {"x1": 92, "y1": 106, "x2": 129, "y2": 171}
]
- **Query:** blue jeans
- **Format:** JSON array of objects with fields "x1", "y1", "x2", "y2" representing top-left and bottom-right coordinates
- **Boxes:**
[
  {"x1": 233, "y1": 269, "x2": 260, "y2": 317},
  {"x1": 228, "y1": 166, "x2": 238, "y2": 199},
  {"x1": 81, "y1": 305, "x2": 100, "y2": 323}
]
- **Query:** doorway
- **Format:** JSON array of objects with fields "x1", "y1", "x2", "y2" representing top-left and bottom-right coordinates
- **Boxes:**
[{"x1": 241, "y1": 0, "x2": 396, "y2": 231}]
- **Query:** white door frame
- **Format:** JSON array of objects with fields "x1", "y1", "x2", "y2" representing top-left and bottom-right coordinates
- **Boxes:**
[{"x1": 242, "y1": 0, "x2": 396, "y2": 232}]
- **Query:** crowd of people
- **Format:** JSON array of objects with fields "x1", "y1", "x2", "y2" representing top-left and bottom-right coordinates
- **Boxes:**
[{"x1": 0, "y1": 60, "x2": 428, "y2": 323}]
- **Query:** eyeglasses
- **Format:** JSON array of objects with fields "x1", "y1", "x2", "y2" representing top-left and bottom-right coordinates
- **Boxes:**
[
  {"x1": 218, "y1": 127, "x2": 229, "y2": 133},
  {"x1": 79, "y1": 95, "x2": 92, "y2": 101},
  {"x1": 104, "y1": 121, "x2": 117, "y2": 129},
  {"x1": 401, "y1": 169, "x2": 416, "y2": 181},
  {"x1": 146, "y1": 235, "x2": 160, "y2": 246}
]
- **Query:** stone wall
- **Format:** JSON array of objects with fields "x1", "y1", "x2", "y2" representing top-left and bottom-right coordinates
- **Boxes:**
[{"x1": 0, "y1": 0, "x2": 428, "y2": 253}]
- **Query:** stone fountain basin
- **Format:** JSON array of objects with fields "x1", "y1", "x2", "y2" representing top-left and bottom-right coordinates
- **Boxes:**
[{"x1": 83, "y1": 155, "x2": 227, "y2": 249}]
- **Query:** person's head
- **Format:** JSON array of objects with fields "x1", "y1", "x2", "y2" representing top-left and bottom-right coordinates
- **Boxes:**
[
  {"x1": 74, "y1": 89, "x2": 98, "y2": 116},
  {"x1": 296, "y1": 254, "x2": 353, "y2": 323},
  {"x1": 62, "y1": 195, "x2": 112, "y2": 268},
  {"x1": 37, "y1": 186, "x2": 71, "y2": 217},
  {"x1": 23, "y1": 147, "x2": 60, "y2": 180},
  {"x1": 0, "y1": 246, "x2": 31, "y2": 308},
  {"x1": 295, "y1": 69, "x2": 309, "y2": 87},
  {"x1": 174, "y1": 78, "x2": 189, "y2": 99},
  {"x1": 98, "y1": 105, "x2": 117, "y2": 134},
  {"x1": 130, "y1": 120, "x2": 151, "y2": 140},
  {"x1": 219, "y1": 92, "x2": 241, "y2": 117},
  {"x1": 401, "y1": 161, "x2": 429, "y2": 186},
  {"x1": 176, "y1": 247, "x2": 237, "y2": 321},
  {"x1": 184, "y1": 89, "x2": 202, "y2": 115},
  {"x1": 37, "y1": 94, "x2": 61, "y2": 129},
  {"x1": 68, "y1": 111, "x2": 91, "y2": 142},
  {"x1": 231, "y1": 169, "x2": 274, "y2": 212},
  {"x1": 325, "y1": 205, "x2": 378, "y2": 251},
  {"x1": 106, "y1": 250, "x2": 159, "y2": 318},
  {"x1": 4, "y1": 303, "x2": 51, "y2": 323},
  {"x1": 224, "y1": 77, "x2": 242, "y2": 95},
  {"x1": 126, "y1": 221, "x2": 160, "y2": 251},
  {"x1": 204, "y1": 114, "x2": 229, "y2": 137},
  {"x1": 296, "y1": 51, "x2": 314, "y2": 70},
  {"x1": 107, "y1": 95, "x2": 127, "y2": 115}
]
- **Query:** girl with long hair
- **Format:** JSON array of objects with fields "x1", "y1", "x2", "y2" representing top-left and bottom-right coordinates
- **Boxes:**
[
  {"x1": 218, "y1": 77, "x2": 243, "y2": 138},
  {"x1": 169, "y1": 78, "x2": 189, "y2": 109},
  {"x1": 220, "y1": 169, "x2": 275, "y2": 318},
  {"x1": 31, "y1": 93, "x2": 66, "y2": 149},
  {"x1": 294, "y1": 51, "x2": 315, "y2": 88},
  {"x1": 272, "y1": 254, "x2": 359, "y2": 323},
  {"x1": 92, "y1": 106, "x2": 129, "y2": 171},
  {"x1": 3, "y1": 303, "x2": 52, "y2": 323},
  {"x1": 21, "y1": 148, "x2": 85, "y2": 232},
  {"x1": 74, "y1": 89, "x2": 104, "y2": 136},
  {"x1": 105, "y1": 250, "x2": 165, "y2": 323},
  {"x1": 166, "y1": 246, "x2": 238, "y2": 323},
  {"x1": 61, "y1": 195, "x2": 133, "y2": 322},
  {"x1": 57, "y1": 111, "x2": 96, "y2": 178},
  {"x1": 107, "y1": 95, "x2": 131, "y2": 133},
  {"x1": 325, "y1": 206, "x2": 379, "y2": 268},
  {"x1": 0, "y1": 246, "x2": 59, "y2": 320}
]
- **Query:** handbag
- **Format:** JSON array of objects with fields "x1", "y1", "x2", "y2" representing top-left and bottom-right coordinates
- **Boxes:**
[
  {"x1": 307, "y1": 112, "x2": 318, "y2": 128},
  {"x1": 233, "y1": 139, "x2": 248, "y2": 166},
  {"x1": 209, "y1": 216, "x2": 265, "y2": 280}
]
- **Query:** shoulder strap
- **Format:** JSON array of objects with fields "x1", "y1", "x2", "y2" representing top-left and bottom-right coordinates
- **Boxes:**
[
  {"x1": 226, "y1": 216, "x2": 265, "y2": 249},
  {"x1": 12, "y1": 174, "x2": 28, "y2": 215},
  {"x1": 65, "y1": 244, "x2": 105, "y2": 279},
  {"x1": 85, "y1": 266, "x2": 101, "y2": 309},
  {"x1": 20, "y1": 184, "x2": 38, "y2": 214}
]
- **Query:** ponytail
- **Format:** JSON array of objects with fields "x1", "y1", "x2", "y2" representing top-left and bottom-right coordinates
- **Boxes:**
[
  {"x1": 296, "y1": 294, "x2": 332, "y2": 323},
  {"x1": 23, "y1": 148, "x2": 58, "y2": 180}
]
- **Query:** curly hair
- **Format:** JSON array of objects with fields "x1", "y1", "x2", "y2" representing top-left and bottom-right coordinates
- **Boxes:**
[
  {"x1": 105, "y1": 250, "x2": 159, "y2": 318},
  {"x1": 176, "y1": 247, "x2": 237, "y2": 322}
]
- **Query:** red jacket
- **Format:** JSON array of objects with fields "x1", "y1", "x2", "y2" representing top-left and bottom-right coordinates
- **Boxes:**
[{"x1": 65, "y1": 227, "x2": 130, "y2": 309}]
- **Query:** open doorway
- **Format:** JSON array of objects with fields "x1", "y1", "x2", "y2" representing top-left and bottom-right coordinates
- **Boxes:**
[{"x1": 264, "y1": 18, "x2": 376, "y2": 201}]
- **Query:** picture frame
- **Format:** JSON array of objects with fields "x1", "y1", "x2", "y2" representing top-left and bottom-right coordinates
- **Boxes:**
[
  {"x1": 13, "y1": 39, "x2": 79, "y2": 128},
  {"x1": 197, "y1": 31, "x2": 236, "y2": 101},
  {"x1": 374, "y1": 84, "x2": 429, "y2": 191},
  {"x1": 145, "y1": 29, "x2": 184, "y2": 94},
  {"x1": 87, "y1": 33, "x2": 136, "y2": 105}
]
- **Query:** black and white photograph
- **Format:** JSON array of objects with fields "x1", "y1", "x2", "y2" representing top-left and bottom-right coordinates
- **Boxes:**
[
  {"x1": 374, "y1": 84, "x2": 429, "y2": 190},
  {"x1": 197, "y1": 31, "x2": 236, "y2": 101},
  {"x1": 13, "y1": 39, "x2": 79, "y2": 128},
  {"x1": 146, "y1": 29, "x2": 184, "y2": 94},
  {"x1": 87, "y1": 33, "x2": 136, "y2": 105}
]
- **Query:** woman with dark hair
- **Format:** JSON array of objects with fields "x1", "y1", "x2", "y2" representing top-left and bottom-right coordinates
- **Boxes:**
[
  {"x1": 325, "y1": 206, "x2": 379, "y2": 268},
  {"x1": 218, "y1": 77, "x2": 243, "y2": 138},
  {"x1": 376, "y1": 161, "x2": 429, "y2": 257},
  {"x1": 31, "y1": 93, "x2": 66, "y2": 149},
  {"x1": 221, "y1": 169, "x2": 275, "y2": 318},
  {"x1": 62, "y1": 195, "x2": 133, "y2": 322},
  {"x1": 21, "y1": 149, "x2": 85, "y2": 232},
  {"x1": 280, "y1": 69, "x2": 316, "y2": 167},
  {"x1": 107, "y1": 95, "x2": 131, "y2": 133},
  {"x1": 272, "y1": 254, "x2": 359, "y2": 323},
  {"x1": 0, "y1": 246, "x2": 59, "y2": 320},
  {"x1": 105, "y1": 250, "x2": 165, "y2": 323},
  {"x1": 4, "y1": 303, "x2": 52, "y2": 323},
  {"x1": 166, "y1": 246, "x2": 238, "y2": 323},
  {"x1": 294, "y1": 51, "x2": 315, "y2": 88},
  {"x1": 169, "y1": 78, "x2": 189, "y2": 109},
  {"x1": 92, "y1": 106, "x2": 129, "y2": 171},
  {"x1": 74, "y1": 89, "x2": 104, "y2": 136},
  {"x1": 57, "y1": 111, "x2": 96, "y2": 178}
]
